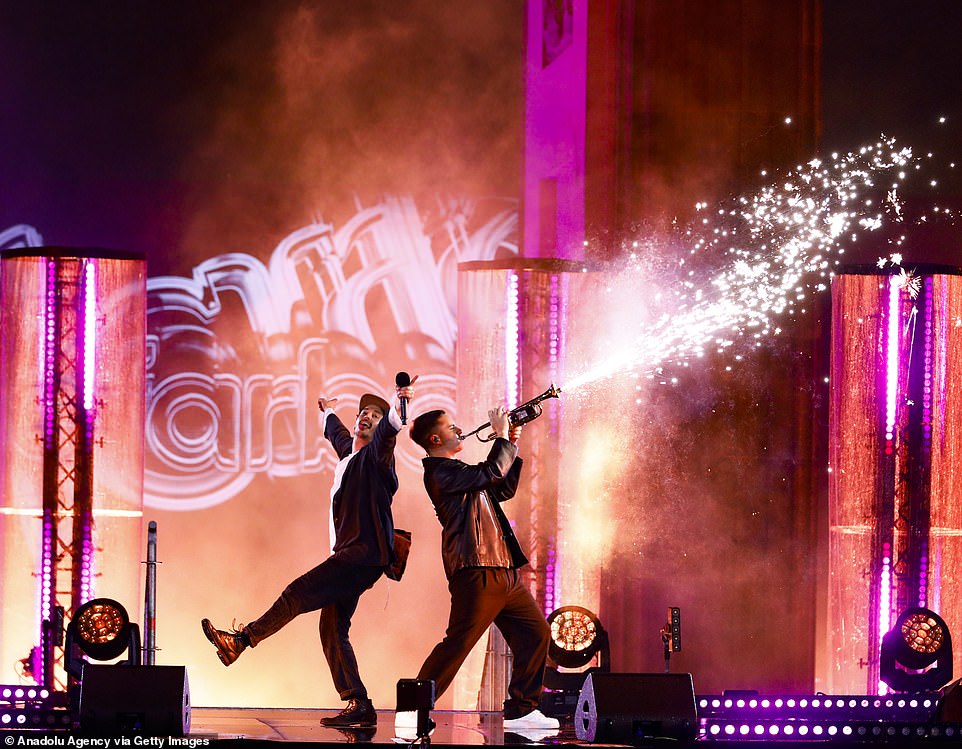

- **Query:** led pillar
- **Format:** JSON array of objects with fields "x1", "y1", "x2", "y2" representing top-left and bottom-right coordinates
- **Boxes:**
[
  {"x1": 0, "y1": 248, "x2": 146, "y2": 690},
  {"x1": 456, "y1": 258, "x2": 585, "y2": 709},
  {"x1": 827, "y1": 266, "x2": 962, "y2": 693}
]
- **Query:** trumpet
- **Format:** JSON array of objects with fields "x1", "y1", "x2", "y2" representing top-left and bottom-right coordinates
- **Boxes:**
[{"x1": 459, "y1": 384, "x2": 562, "y2": 442}]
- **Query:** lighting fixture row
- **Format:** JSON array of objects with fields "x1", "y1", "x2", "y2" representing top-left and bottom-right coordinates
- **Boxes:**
[
  {"x1": 0, "y1": 707, "x2": 73, "y2": 729},
  {"x1": 696, "y1": 693, "x2": 939, "y2": 721},
  {"x1": 702, "y1": 719, "x2": 962, "y2": 741},
  {"x1": 0, "y1": 685, "x2": 52, "y2": 703}
]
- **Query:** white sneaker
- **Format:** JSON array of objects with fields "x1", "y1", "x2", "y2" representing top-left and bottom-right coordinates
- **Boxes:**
[
  {"x1": 504, "y1": 726, "x2": 560, "y2": 743},
  {"x1": 503, "y1": 709, "x2": 560, "y2": 731},
  {"x1": 394, "y1": 710, "x2": 434, "y2": 740}
]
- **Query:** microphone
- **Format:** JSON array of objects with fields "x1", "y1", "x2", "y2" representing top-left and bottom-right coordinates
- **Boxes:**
[{"x1": 395, "y1": 371, "x2": 411, "y2": 424}]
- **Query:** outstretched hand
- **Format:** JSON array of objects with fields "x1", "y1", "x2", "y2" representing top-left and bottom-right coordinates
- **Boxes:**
[{"x1": 318, "y1": 396, "x2": 339, "y2": 412}]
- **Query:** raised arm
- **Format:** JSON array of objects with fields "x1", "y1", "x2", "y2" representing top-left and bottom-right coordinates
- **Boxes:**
[
  {"x1": 367, "y1": 403, "x2": 400, "y2": 466},
  {"x1": 488, "y1": 454, "x2": 523, "y2": 503},
  {"x1": 318, "y1": 395, "x2": 353, "y2": 458},
  {"x1": 428, "y1": 437, "x2": 519, "y2": 496},
  {"x1": 367, "y1": 375, "x2": 417, "y2": 467}
]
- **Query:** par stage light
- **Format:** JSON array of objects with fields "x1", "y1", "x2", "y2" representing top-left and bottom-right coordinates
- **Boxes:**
[
  {"x1": 547, "y1": 605, "x2": 609, "y2": 670},
  {"x1": 541, "y1": 606, "x2": 610, "y2": 717},
  {"x1": 65, "y1": 598, "x2": 141, "y2": 679},
  {"x1": 880, "y1": 607, "x2": 952, "y2": 692}
]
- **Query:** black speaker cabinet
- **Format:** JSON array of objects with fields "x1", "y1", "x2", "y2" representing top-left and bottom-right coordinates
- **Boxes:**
[
  {"x1": 574, "y1": 672, "x2": 697, "y2": 743},
  {"x1": 79, "y1": 665, "x2": 190, "y2": 736}
]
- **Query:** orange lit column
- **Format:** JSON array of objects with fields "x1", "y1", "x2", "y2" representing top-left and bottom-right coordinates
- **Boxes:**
[{"x1": 0, "y1": 248, "x2": 146, "y2": 691}]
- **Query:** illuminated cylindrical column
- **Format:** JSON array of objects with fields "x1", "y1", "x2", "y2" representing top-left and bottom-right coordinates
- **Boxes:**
[
  {"x1": 925, "y1": 273, "x2": 962, "y2": 667},
  {"x1": 455, "y1": 258, "x2": 585, "y2": 709},
  {"x1": 451, "y1": 262, "x2": 513, "y2": 710},
  {"x1": 827, "y1": 266, "x2": 962, "y2": 694},
  {"x1": 0, "y1": 248, "x2": 146, "y2": 690},
  {"x1": 457, "y1": 260, "x2": 587, "y2": 608}
]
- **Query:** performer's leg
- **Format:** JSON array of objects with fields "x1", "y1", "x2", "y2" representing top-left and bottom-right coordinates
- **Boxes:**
[
  {"x1": 494, "y1": 570, "x2": 551, "y2": 718},
  {"x1": 319, "y1": 564, "x2": 382, "y2": 700},
  {"x1": 417, "y1": 568, "x2": 509, "y2": 699},
  {"x1": 246, "y1": 557, "x2": 373, "y2": 646}
]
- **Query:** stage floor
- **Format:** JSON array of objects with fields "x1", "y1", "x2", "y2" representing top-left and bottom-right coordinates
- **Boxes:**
[
  {"x1": 185, "y1": 707, "x2": 947, "y2": 748},
  {"x1": 189, "y1": 707, "x2": 577, "y2": 746}
]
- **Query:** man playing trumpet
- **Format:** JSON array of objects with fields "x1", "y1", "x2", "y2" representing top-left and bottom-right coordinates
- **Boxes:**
[{"x1": 400, "y1": 405, "x2": 559, "y2": 733}]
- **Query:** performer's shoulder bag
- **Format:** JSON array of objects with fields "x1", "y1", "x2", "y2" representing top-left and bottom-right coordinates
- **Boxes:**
[{"x1": 386, "y1": 528, "x2": 412, "y2": 581}]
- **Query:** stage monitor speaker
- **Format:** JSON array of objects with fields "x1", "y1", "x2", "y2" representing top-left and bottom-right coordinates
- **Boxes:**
[
  {"x1": 79, "y1": 664, "x2": 190, "y2": 736},
  {"x1": 574, "y1": 672, "x2": 697, "y2": 744}
]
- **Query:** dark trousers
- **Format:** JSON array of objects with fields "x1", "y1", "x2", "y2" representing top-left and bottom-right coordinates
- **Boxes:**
[
  {"x1": 416, "y1": 567, "x2": 549, "y2": 719},
  {"x1": 246, "y1": 556, "x2": 383, "y2": 700}
]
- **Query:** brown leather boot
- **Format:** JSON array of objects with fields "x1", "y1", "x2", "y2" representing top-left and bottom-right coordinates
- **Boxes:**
[{"x1": 201, "y1": 618, "x2": 248, "y2": 666}]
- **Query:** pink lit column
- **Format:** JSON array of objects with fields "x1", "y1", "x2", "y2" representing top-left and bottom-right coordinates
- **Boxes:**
[
  {"x1": 828, "y1": 267, "x2": 962, "y2": 694},
  {"x1": 923, "y1": 273, "x2": 962, "y2": 675},
  {"x1": 0, "y1": 248, "x2": 146, "y2": 690}
]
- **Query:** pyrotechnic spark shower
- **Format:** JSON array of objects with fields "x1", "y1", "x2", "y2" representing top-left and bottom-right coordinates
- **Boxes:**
[{"x1": 562, "y1": 137, "x2": 958, "y2": 395}]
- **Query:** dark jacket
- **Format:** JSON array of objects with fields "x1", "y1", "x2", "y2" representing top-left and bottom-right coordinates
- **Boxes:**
[
  {"x1": 325, "y1": 410, "x2": 399, "y2": 568},
  {"x1": 422, "y1": 437, "x2": 528, "y2": 580}
]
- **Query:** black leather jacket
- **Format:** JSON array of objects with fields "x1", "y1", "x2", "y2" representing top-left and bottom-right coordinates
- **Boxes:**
[
  {"x1": 324, "y1": 408, "x2": 399, "y2": 568},
  {"x1": 421, "y1": 437, "x2": 529, "y2": 580}
]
